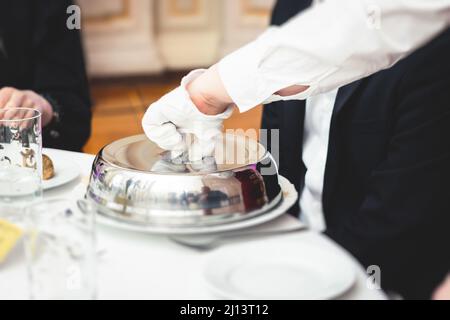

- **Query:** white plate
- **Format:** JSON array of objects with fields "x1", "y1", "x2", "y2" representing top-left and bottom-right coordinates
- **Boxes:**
[
  {"x1": 73, "y1": 176, "x2": 298, "y2": 235},
  {"x1": 42, "y1": 149, "x2": 80, "y2": 190},
  {"x1": 204, "y1": 240, "x2": 356, "y2": 300}
]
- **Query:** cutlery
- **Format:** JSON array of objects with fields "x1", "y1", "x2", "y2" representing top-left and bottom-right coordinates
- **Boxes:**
[{"x1": 169, "y1": 225, "x2": 308, "y2": 251}]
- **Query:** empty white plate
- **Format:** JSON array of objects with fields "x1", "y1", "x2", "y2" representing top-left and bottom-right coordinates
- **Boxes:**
[{"x1": 203, "y1": 240, "x2": 356, "y2": 300}]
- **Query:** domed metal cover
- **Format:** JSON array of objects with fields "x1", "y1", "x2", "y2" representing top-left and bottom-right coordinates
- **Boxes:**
[{"x1": 87, "y1": 134, "x2": 282, "y2": 227}]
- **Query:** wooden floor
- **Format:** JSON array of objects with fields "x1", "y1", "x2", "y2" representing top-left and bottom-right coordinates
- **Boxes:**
[{"x1": 83, "y1": 76, "x2": 263, "y2": 154}]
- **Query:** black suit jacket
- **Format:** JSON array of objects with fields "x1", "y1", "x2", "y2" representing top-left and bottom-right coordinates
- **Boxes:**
[
  {"x1": 263, "y1": 0, "x2": 450, "y2": 299},
  {"x1": 0, "y1": 0, "x2": 91, "y2": 151}
]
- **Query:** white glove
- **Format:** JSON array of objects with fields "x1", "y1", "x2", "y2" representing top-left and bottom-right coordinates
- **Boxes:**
[{"x1": 142, "y1": 69, "x2": 233, "y2": 161}]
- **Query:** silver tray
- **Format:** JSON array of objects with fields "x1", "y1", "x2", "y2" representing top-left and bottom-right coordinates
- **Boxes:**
[{"x1": 86, "y1": 134, "x2": 282, "y2": 227}]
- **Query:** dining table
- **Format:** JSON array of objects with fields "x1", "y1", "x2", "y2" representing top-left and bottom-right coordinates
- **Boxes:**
[{"x1": 0, "y1": 148, "x2": 386, "y2": 300}]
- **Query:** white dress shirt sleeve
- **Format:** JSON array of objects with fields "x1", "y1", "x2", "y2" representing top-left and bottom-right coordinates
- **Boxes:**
[{"x1": 218, "y1": 0, "x2": 450, "y2": 112}]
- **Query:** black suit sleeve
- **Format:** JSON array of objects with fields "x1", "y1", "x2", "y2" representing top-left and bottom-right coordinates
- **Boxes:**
[
  {"x1": 326, "y1": 59, "x2": 450, "y2": 298},
  {"x1": 270, "y1": 0, "x2": 313, "y2": 26},
  {"x1": 32, "y1": 0, "x2": 91, "y2": 151}
]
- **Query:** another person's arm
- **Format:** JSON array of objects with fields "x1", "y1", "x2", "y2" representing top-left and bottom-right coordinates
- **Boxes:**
[
  {"x1": 0, "y1": 1, "x2": 91, "y2": 152},
  {"x1": 33, "y1": 0, "x2": 91, "y2": 151}
]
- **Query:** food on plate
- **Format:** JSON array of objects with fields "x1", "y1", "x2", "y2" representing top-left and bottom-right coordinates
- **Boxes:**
[{"x1": 42, "y1": 154, "x2": 55, "y2": 180}]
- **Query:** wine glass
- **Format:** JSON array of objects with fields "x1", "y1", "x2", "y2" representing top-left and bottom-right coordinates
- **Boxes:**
[
  {"x1": 24, "y1": 198, "x2": 97, "y2": 300},
  {"x1": 0, "y1": 107, "x2": 43, "y2": 202},
  {"x1": 0, "y1": 107, "x2": 43, "y2": 226}
]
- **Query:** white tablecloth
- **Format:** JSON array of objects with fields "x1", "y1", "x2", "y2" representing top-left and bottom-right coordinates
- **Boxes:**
[{"x1": 0, "y1": 149, "x2": 386, "y2": 300}]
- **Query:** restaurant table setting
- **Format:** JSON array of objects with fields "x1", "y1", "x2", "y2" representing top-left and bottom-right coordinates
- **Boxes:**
[{"x1": 0, "y1": 110, "x2": 386, "y2": 299}]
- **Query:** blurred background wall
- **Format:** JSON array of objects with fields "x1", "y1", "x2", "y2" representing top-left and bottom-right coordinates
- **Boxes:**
[
  {"x1": 78, "y1": 0, "x2": 274, "y2": 76},
  {"x1": 78, "y1": 0, "x2": 275, "y2": 154}
]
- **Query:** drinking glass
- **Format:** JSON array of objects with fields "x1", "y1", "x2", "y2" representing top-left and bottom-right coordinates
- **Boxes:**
[
  {"x1": 24, "y1": 198, "x2": 97, "y2": 300},
  {"x1": 0, "y1": 108, "x2": 43, "y2": 212}
]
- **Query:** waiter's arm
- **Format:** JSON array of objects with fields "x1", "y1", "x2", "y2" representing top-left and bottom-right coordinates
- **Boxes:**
[{"x1": 188, "y1": 0, "x2": 450, "y2": 114}]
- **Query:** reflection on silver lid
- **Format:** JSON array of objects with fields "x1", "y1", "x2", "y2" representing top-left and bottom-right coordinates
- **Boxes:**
[
  {"x1": 87, "y1": 134, "x2": 281, "y2": 228},
  {"x1": 100, "y1": 133, "x2": 266, "y2": 174}
]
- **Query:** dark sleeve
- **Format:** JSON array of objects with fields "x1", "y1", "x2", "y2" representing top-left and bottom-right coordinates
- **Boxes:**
[
  {"x1": 261, "y1": 102, "x2": 280, "y2": 134},
  {"x1": 325, "y1": 63, "x2": 450, "y2": 299},
  {"x1": 261, "y1": 102, "x2": 281, "y2": 173},
  {"x1": 270, "y1": 0, "x2": 313, "y2": 26},
  {"x1": 32, "y1": 0, "x2": 91, "y2": 151}
]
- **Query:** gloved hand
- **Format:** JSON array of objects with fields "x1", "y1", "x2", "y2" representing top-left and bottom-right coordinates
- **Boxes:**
[{"x1": 142, "y1": 69, "x2": 233, "y2": 161}]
